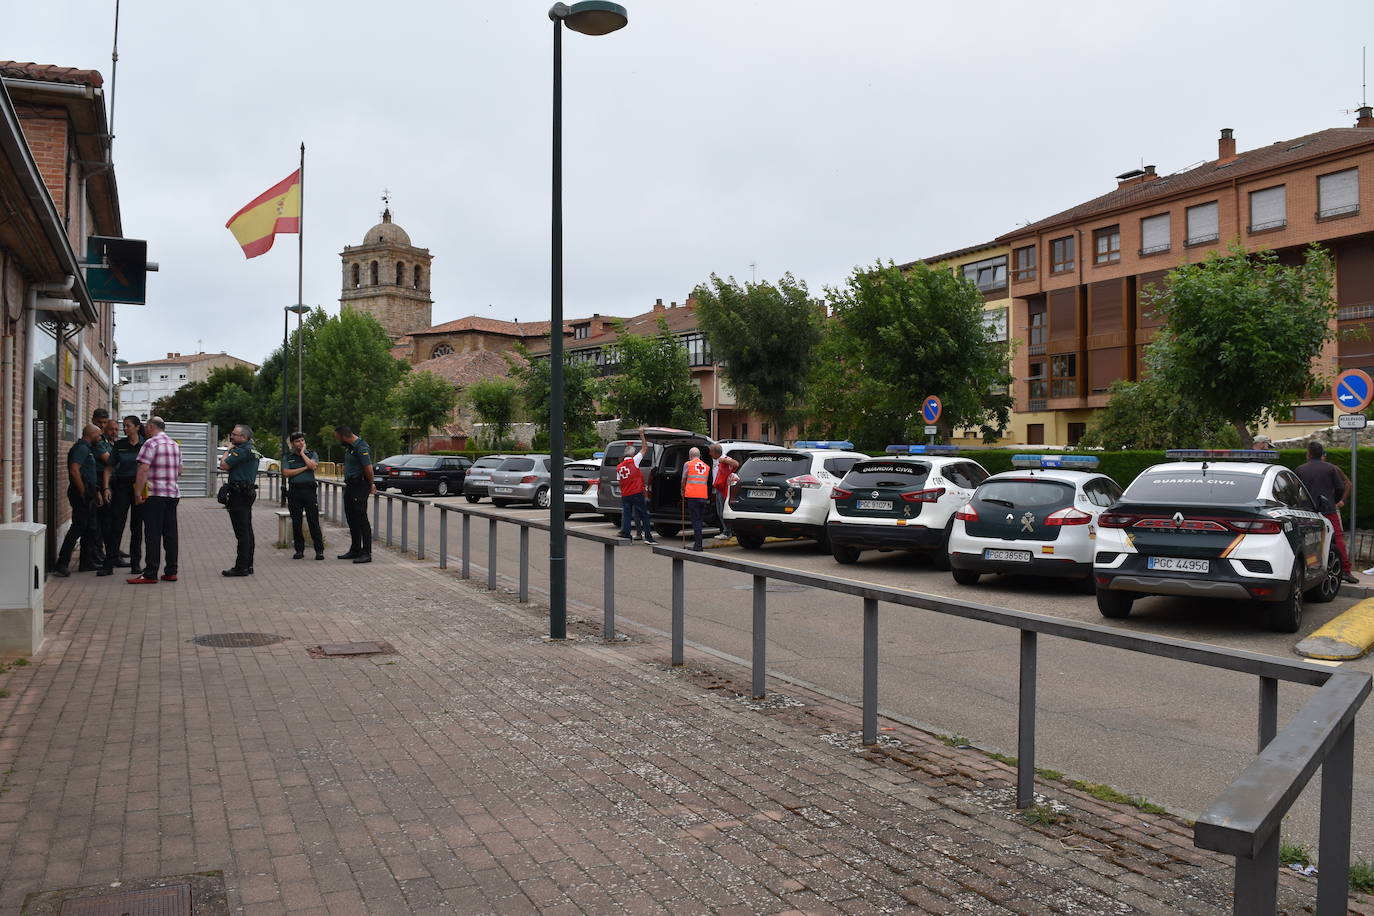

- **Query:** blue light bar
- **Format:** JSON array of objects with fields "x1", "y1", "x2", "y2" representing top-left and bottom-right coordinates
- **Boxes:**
[
  {"x1": 885, "y1": 444, "x2": 960, "y2": 455},
  {"x1": 1165, "y1": 449, "x2": 1278, "y2": 462},
  {"x1": 792, "y1": 440, "x2": 855, "y2": 450},
  {"x1": 593, "y1": 451, "x2": 605, "y2": 459},
  {"x1": 1011, "y1": 454, "x2": 1100, "y2": 469}
]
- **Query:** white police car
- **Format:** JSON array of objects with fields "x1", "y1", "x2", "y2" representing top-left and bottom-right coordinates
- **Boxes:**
[
  {"x1": 1093, "y1": 449, "x2": 1341, "y2": 632},
  {"x1": 947, "y1": 455, "x2": 1121, "y2": 590},
  {"x1": 725, "y1": 441, "x2": 866, "y2": 550},
  {"x1": 826, "y1": 446, "x2": 989, "y2": 568}
]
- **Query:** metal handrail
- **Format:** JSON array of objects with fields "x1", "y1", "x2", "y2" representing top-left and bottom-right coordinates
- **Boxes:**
[{"x1": 651, "y1": 544, "x2": 1369, "y2": 916}]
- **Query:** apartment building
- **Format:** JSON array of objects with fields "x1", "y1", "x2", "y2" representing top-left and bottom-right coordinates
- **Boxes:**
[{"x1": 118, "y1": 351, "x2": 259, "y2": 421}]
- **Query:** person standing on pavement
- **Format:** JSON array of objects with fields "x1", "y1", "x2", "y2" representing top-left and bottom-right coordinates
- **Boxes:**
[
  {"x1": 52, "y1": 424, "x2": 104, "y2": 577},
  {"x1": 219, "y1": 425, "x2": 259, "y2": 577},
  {"x1": 282, "y1": 432, "x2": 325, "y2": 560},
  {"x1": 617, "y1": 430, "x2": 655, "y2": 544},
  {"x1": 708, "y1": 444, "x2": 739, "y2": 541},
  {"x1": 91, "y1": 417, "x2": 117, "y2": 568},
  {"x1": 1295, "y1": 440, "x2": 1359, "y2": 584},
  {"x1": 98, "y1": 416, "x2": 145, "y2": 577},
  {"x1": 335, "y1": 424, "x2": 374, "y2": 563},
  {"x1": 681, "y1": 446, "x2": 711, "y2": 552},
  {"x1": 129, "y1": 416, "x2": 182, "y2": 584}
]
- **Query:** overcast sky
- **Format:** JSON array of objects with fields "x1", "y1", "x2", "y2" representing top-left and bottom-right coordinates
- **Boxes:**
[{"x1": 11, "y1": 0, "x2": 1374, "y2": 364}]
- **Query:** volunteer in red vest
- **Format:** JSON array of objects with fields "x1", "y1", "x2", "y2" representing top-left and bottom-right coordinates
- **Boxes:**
[
  {"x1": 681, "y1": 447, "x2": 712, "y2": 552},
  {"x1": 708, "y1": 443, "x2": 739, "y2": 542},
  {"x1": 617, "y1": 429, "x2": 656, "y2": 544}
]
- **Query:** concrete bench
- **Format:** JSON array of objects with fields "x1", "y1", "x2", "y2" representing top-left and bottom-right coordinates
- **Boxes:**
[{"x1": 274, "y1": 508, "x2": 327, "y2": 551}]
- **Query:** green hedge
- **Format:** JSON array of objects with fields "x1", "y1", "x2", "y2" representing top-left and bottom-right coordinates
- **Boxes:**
[{"x1": 428, "y1": 448, "x2": 602, "y2": 461}]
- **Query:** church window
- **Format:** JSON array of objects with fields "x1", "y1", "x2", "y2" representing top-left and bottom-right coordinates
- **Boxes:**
[
  {"x1": 370, "y1": 261, "x2": 378, "y2": 285},
  {"x1": 431, "y1": 343, "x2": 454, "y2": 358},
  {"x1": 396, "y1": 262, "x2": 405, "y2": 285},
  {"x1": 413, "y1": 265, "x2": 422, "y2": 289},
  {"x1": 351, "y1": 263, "x2": 360, "y2": 288}
]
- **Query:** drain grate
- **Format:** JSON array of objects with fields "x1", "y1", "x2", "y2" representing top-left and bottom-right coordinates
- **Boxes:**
[
  {"x1": 307, "y1": 641, "x2": 396, "y2": 658},
  {"x1": 58, "y1": 883, "x2": 190, "y2": 915},
  {"x1": 192, "y1": 633, "x2": 286, "y2": 648}
]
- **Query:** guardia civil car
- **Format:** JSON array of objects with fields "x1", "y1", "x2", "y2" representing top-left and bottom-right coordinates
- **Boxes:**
[
  {"x1": 1092, "y1": 449, "x2": 1342, "y2": 632},
  {"x1": 726, "y1": 441, "x2": 866, "y2": 550},
  {"x1": 826, "y1": 446, "x2": 990, "y2": 568},
  {"x1": 947, "y1": 455, "x2": 1121, "y2": 590}
]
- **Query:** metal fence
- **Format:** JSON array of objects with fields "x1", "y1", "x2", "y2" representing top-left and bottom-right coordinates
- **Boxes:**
[{"x1": 650, "y1": 544, "x2": 1370, "y2": 916}]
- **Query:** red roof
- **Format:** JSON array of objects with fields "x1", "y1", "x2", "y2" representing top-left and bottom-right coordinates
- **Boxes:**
[
  {"x1": 412, "y1": 316, "x2": 564, "y2": 338},
  {"x1": 0, "y1": 61, "x2": 104, "y2": 88},
  {"x1": 410, "y1": 348, "x2": 523, "y2": 388},
  {"x1": 525, "y1": 304, "x2": 698, "y2": 355}
]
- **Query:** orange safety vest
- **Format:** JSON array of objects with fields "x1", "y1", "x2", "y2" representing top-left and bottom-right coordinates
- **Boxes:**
[{"x1": 683, "y1": 458, "x2": 710, "y2": 499}]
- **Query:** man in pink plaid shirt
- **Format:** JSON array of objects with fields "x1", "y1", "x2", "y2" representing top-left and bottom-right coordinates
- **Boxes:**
[{"x1": 129, "y1": 416, "x2": 182, "y2": 584}]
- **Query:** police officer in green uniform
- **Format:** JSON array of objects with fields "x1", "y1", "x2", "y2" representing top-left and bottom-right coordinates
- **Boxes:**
[
  {"x1": 219, "y1": 424, "x2": 259, "y2": 576},
  {"x1": 334, "y1": 424, "x2": 374, "y2": 563},
  {"x1": 99, "y1": 416, "x2": 145, "y2": 577},
  {"x1": 53, "y1": 424, "x2": 103, "y2": 576},
  {"x1": 91, "y1": 416, "x2": 116, "y2": 567},
  {"x1": 282, "y1": 431, "x2": 325, "y2": 560}
]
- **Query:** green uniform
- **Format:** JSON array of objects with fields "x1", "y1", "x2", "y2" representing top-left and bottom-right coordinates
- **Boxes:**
[
  {"x1": 284, "y1": 449, "x2": 318, "y2": 487},
  {"x1": 94, "y1": 438, "x2": 113, "y2": 471},
  {"x1": 224, "y1": 440, "x2": 258, "y2": 484},
  {"x1": 110, "y1": 436, "x2": 143, "y2": 479},
  {"x1": 67, "y1": 440, "x2": 98, "y2": 492},
  {"x1": 342, "y1": 437, "x2": 372, "y2": 480}
]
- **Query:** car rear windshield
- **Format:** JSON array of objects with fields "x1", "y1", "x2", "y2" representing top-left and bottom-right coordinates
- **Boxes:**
[
  {"x1": 1124, "y1": 470, "x2": 1264, "y2": 505},
  {"x1": 565, "y1": 465, "x2": 598, "y2": 480},
  {"x1": 472, "y1": 457, "x2": 504, "y2": 469},
  {"x1": 823, "y1": 457, "x2": 859, "y2": 477},
  {"x1": 500, "y1": 458, "x2": 535, "y2": 472},
  {"x1": 843, "y1": 462, "x2": 930, "y2": 488},
  {"x1": 407, "y1": 456, "x2": 442, "y2": 469},
  {"x1": 380, "y1": 455, "x2": 411, "y2": 467},
  {"x1": 976, "y1": 479, "x2": 1074, "y2": 508},
  {"x1": 738, "y1": 453, "x2": 812, "y2": 479}
]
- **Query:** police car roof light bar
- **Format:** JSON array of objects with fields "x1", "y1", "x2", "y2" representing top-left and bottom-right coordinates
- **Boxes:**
[
  {"x1": 1164, "y1": 448, "x2": 1279, "y2": 462},
  {"x1": 1010, "y1": 454, "x2": 1100, "y2": 469},
  {"x1": 792, "y1": 440, "x2": 855, "y2": 450},
  {"x1": 885, "y1": 444, "x2": 960, "y2": 455}
]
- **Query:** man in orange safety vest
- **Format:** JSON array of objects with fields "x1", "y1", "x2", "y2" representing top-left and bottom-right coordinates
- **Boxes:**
[{"x1": 681, "y1": 446, "x2": 712, "y2": 552}]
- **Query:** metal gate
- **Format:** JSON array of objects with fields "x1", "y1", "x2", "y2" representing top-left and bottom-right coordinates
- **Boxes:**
[{"x1": 165, "y1": 422, "x2": 216, "y2": 498}]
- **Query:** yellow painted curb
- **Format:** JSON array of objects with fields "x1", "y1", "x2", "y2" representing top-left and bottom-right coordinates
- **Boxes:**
[{"x1": 1295, "y1": 598, "x2": 1374, "y2": 660}]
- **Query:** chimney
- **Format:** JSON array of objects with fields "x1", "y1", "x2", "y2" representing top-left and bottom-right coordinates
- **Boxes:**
[
  {"x1": 1218, "y1": 128, "x2": 1237, "y2": 164},
  {"x1": 1357, "y1": 106, "x2": 1374, "y2": 129},
  {"x1": 670, "y1": 301, "x2": 677, "y2": 308},
  {"x1": 653, "y1": 298, "x2": 665, "y2": 313},
  {"x1": 1143, "y1": 164, "x2": 1157, "y2": 178}
]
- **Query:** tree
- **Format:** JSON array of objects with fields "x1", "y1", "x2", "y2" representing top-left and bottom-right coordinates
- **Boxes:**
[
  {"x1": 300, "y1": 309, "x2": 408, "y2": 453},
  {"x1": 507, "y1": 345, "x2": 601, "y2": 449},
  {"x1": 807, "y1": 261, "x2": 1012, "y2": 448},
  {"x1": 1076, "y1": 378, "x2": 1240, "y2": 450},
  {"x1": 151, "y1": 380, "x2": 210, "y2": 421},
  {"x1": 602, "y1": 318, "x2": 704, "y2": 431},
  {"x1": 151, "y1": 363, "x2": 259, "y2": 424},
  {"x1": 467, "y1": 378, "x2": 519, "y2": 449},
  {"x1": 693, "y1": 273, "x2": 823, "y2": 443},
  {"x1": 205, "y1": 383, "x2": 258, "y2": 438},
  {"x1": 391, "y1": 371, "x2": 458, "y2": 450},
  {"x1": 1144, "y1": 244, "x2": 1336, "y2": 446}
]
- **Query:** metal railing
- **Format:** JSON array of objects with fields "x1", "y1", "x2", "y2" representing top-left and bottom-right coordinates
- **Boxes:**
[
  {"x1": 213, "y1": 469, "x2": 282, "y2": 502},
  {"x1": 651, "y1": 544, "x2": 1369, "y2": 915}
]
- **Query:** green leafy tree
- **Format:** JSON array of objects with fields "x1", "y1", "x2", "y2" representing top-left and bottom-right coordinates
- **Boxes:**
[
  {"x1": 807, "y1": 261, "x2": 1012, "y2": 448},
  {"x1": 1145, "y1": 243, "x2": 1336, "y2": 446},
  {"x1": 302, "y1": 309, "x2": 408, "y2": 446},
  {"x1": 205, "y1": 383, "x2": 258, "y2": 438},
  {"x1": 1077, "y1": 378, "x2": 1240, "y2": 450},
  {"x1": 360, "y1": 415, "x2": 401, "y2": 461},
  {"x1": 391, "y1": 371, "x2": 458, "y2": 450},
  {"x1": 467, "y1": 378, "x2": 519, "y2": 449},
  {"x1": 151, "y1": 380, "x2": 211, "y2": 421},
  {"x1": 692, "y1": 273, "x2": 822, "y2": 443},
  {"x1": 507, "y1": 345, "x2": 601, "y2": 449},
  {"x1": 151, "y1": 364, "x2": 260, "y2": 424},
  {"x1": 602, "y1": 318, "x2": 705, "y2": 431}
]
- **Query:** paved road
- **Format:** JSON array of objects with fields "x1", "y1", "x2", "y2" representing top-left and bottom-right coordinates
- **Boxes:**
[{"x1": 361, "y1": 490, "x2": 1374, "y2": 856}]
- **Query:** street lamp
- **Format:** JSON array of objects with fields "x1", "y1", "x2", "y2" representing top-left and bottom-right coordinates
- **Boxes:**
[
  {"x1": 281, "y1": 302, "x2": 311, "y2": 506},
  {"x1": 548, "y1": 0, "x2": 627, "y2": 640}
]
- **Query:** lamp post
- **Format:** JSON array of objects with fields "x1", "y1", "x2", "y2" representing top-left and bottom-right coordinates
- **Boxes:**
[{"x1": 548, "y1": 0, "x2": 627, "y2": 640}]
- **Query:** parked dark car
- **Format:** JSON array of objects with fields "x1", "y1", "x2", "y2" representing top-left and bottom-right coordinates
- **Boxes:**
[
  {"x1": 387, "y1": 454, "x2": 473, "y2": 497},
  {"x1": 374, "y1": 455, "x2": 420, "y2": 491}
]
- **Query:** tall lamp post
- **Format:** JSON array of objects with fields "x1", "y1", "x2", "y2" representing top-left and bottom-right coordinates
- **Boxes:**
[
  {"x1": 548, "y1": 1, "x2": 627, "y2": 640},
  {"x1": 281, "y1": 302, "x2": 311, "y2": 506}
]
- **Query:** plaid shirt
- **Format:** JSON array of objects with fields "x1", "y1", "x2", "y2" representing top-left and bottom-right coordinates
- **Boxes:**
[{"x1": 138, "y1": 430, "x2": 183, "y2": 498}]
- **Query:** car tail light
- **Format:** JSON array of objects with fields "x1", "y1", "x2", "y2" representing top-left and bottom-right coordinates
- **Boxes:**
[
  {"x1": 520, "y1": 475, "x2": 539, "y2": 484},
  {"x1": 954, "y1": 505, "x2": 978, "y2": 522},
  {"x1": 1045, "y1": 507, "x2": 1092, "y2": 526},
  {"x1": 1133, "y1": 517, "x2": 1228, "y2": 532},
  {"x1": 1098, "y1": 513, "x2": 1135, "y2": 528},
  {"x1": 831, "y1": 488, "x2": 853, "y2": 500},
  {"x1": 412, "y1": 470, "x2": 427, "y2": 478},
  {"x1": 902, "y1": 488, "x2": 945, "y2": 503},
  {"x1": 1230, "y1": 519, "x2": 1282, "y2": 534},
  {"x1": 786, "y1": 474, "x2": 823, "y2": 489}
]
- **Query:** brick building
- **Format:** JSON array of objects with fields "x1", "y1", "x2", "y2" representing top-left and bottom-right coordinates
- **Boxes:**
[
  {"x1": 117, "y1": 350, "x2": 259, "y2": 421},
  {"x1": 0, "y1": 62, "x2": 124, "y2": 565},
  {"x1": 997, "y1": 110, "x2": 1374, "y2": 446}
]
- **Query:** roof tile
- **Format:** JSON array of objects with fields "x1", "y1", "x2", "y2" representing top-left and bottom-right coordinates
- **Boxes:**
[{"x1": 0, "y1": 61, "x2": 104, "y2": 88}]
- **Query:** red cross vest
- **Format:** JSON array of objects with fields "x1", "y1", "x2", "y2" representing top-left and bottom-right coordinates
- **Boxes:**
[
  {"x1": 616, "y1": 456, "x2": 645, "y2": 496},
  {"x1": 683, "y1": 458, "x2": 710, "y2": 499}
]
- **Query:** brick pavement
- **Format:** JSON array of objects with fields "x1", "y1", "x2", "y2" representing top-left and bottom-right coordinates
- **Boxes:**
[{"x1": 0, "y1": 498, "x2": 1363, "y2": 914}]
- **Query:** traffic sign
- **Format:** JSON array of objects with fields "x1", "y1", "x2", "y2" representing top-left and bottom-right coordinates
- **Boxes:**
[
  {"x1": 921, "y1": 395, "x2": 942, "y2": 425},
  {"x1": 1339, "y1": 413, "x2": 1369, "y2": 430},
  {"x1": 924, "y1": 426, "x2": 939, "y2": 436},
  {"x1": 1332, "y1": 369, "x2": 1374, "y2": 413}
]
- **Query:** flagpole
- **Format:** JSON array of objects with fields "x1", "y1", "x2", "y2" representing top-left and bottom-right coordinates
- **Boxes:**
[{"x1": 296, "y1": 142, "x2": 305, "y2": 433}]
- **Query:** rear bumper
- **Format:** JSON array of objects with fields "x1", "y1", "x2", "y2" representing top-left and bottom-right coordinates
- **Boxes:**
[
  {"x1": 1095, "y1": 561, "x2": 1292, "y2": 602},
  {"x1": 489, "y1": 484, "x2": 543, "y2": 502},
  {"x1": 949, "y1": 552, "x2": 1090, "y2": 579},
  {"x1": 827, "y1": 521, "x2": 942, "y2": 551},
  {"x1": 731, "y1": 516, "x2": 826, "y2": 540},
  {"x1": 462, "y1": 480, "x2": 490, "y2": 496},
  {"x1": 390, "y1": 479, "x2": 440, "y2": 493}
]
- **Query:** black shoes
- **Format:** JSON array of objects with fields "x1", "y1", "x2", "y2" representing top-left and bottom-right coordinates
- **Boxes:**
[
  {"x1": 1342, "y1": 572, "x2": 1360, "y2": 584},
  {"x1": 221, "y1": 567, "x2": 254, "y2": 577},
  {"x1": 114, "y1": 558, "x2": 132, "y2": 568},
  {"x1": 96, "y1": 568, "x2": 114, "y2": 577},
  {"x1": 51, "y1": 565, "x2": 70, "y2": 577},
  {"x1": 352, "y1": 554, "x2": 372, "y2": 564},
  {"x1": 315, "y1": 553, "x2": 325, "y2": 561},
  {"x1": 338, "y1": 552, "x2": 359, "y2": 560},
  {"x1": 292, "y1": 551, "x2": 305, "y2": 559}
]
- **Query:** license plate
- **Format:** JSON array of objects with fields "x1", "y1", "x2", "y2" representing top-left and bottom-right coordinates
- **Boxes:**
[
  {"x1": 746, "y1": 489, "x2": 775, "y2": 499},
  {"x1": 399, "y1": 470, "x2": 415, "y2": 477},
  {"x1": 1147, "y1": 556, "x2": 1210, "y2": 573},
  {"x1": 984, "y1": 548, "x2": 1032, "y2": 563},
  {"x1": 857, "y1": 499, "x2": 893, "y2": 511},
  {"x1": 565, "y1": 484, "x2": 582, "y2": 493},
  {"x1": 492, "y1": 486, "x2": 513, "y2": 494}
]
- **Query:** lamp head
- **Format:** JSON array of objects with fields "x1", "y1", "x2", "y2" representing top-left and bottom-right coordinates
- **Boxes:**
[
  {"x1": 286, "y1": 303, "x2": 310, "y2": 315},
  {"x1": 550, "y1": 1, "x2": 627, "y2": 35}
]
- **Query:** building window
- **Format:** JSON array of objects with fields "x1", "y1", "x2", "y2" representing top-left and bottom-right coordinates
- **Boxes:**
[
  {"x1": 1028, "y1": 361, "x2": 1048, "y2": 401},
  {"x1": 431, "y1": 344, "x2": 454, "y2": 358},
  {"x1": 1186, "y1": 201, "x2": 1219, "y2": 245},
  {"x1": 1026, "y1": 424, "x2": 1045, "y2": 445},
  {"x1": 982, "y1": 308, "x2": 1008, "y2": 342},
  {"x1": 1050, "y1": 236, "x2": 1075, "y2": 274},
  {"x1": 1050, "y1": 353, "x2": 1077, "y2": 398},
  {"x1": 681, "y1": 333, "x2": 712, "y2": 367},
  {"x1": 413, "y1": 265, "x2": 423, "y2": 289},
  {"x1": 351, "y1": 263, "x2": 360, "y2": 288},
  {"x1": 396, "y1": 262, "x2": 405, "y2": 285},
  {"x1": 1140, "y1": 213, "x2": 1170, "y2": 255},
  {"x1": 740, "y1": 422, "x2": 748, "y2": 439},
  {"x1": 1248, "y1": 186, "x2": 1287, "y2": 232},
  {"x1": 370, "y1": 261, "x2": 379, "y2": 285},
  {"x1": 1289, "y1": 404, "x2": 1335, "y2": 423},
  {"x1": 573, "y1": 323, "x2": 590, "y2": 340},
  {"x1": 1067, "y1": 423, "x2": 1087, "y2": 446},
  {"x1": 1013, "y1": 245, "x2": 1037, "y2": 282},
  {"x1": 961, "y1": 255, "x2": 1007, "y2": 293},
  {"x1": 1318, "y1": 168, "x2": 1360, "y2": 218},
  {"x1": 131, "y1": 369, "x2": 148, "y2": 383},
  {"x1": 1028, "y1": 304, "x2": 1047, "y2": 349},
  {"x1": 1093, "y1": 226, "x2": 1121, "y2": 264}
]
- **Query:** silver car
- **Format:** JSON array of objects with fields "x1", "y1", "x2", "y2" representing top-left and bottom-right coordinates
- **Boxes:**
[
  {"x1": 462, "y1": 454, "x2": 515, "y2": 504},
  {"x1": 488, "y1": 455, "x2": 555, "y2": 509}
]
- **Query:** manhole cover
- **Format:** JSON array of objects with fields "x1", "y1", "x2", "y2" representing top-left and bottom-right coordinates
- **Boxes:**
[
  {"x1": 307, "y1": 641, "x2": 397, "y2": 658},
  {"x1": 731, "y1": 583, "x2": 809, "y2": 593},
  {"x1": 192, "y1": 633, "x2": 285, "y2": 648},
  {"x1": 59, "y1": 883, "x2": 190, "y2": 915}
]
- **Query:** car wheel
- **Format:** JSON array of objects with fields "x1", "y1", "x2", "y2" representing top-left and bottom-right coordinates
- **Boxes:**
[
  {"x1": 492, "y1": 499, "x2": 511, "y2": 508},
  {"x1": 1096, "y1": 589, "x2": 1133, "y2": 619},
  {"x1": 465, "y1": 494, "x2": 481, "y2": 504},
  {"x1": 1306, "y1": 542, "x2": 1342, "y2": 604},
  {"x1": 1264, "y1": 564, "x2": 1304, "y2": 633},
  {"x1": 735, "y1": 532, "x2": 765, "y2": 550},
  {"x1": 437, "y1": 479, "x2": 450, "y2": 497},
  {"x1": 951, "y1": 568, "x2": 980, "y2": 586},
  {"x1": 831, "y1": 543, "x2": 860, "y2": 565},
  {"x1": 535, "y1": 486, "x2": 551, "y2": 510}
]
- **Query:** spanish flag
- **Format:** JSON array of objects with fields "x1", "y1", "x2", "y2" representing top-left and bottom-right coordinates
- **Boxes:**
[{"x1": 225, "y1": 170, "x2": 301, "y2": 258}]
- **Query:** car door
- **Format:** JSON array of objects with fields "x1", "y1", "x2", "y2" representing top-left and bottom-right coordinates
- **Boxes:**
[{"x1": 1276, "y1": 469, "x2": 1325, "y2": 580}]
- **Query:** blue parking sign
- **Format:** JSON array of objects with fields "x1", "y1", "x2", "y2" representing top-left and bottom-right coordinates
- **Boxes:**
[
  {"x1": 921, "y1": 395, "x2": 942, "y2": 425},
  {"x1": 1333, "y1": 369, "x2": 1374, "y2": 413}
]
